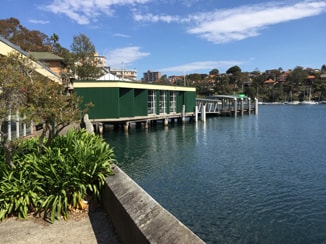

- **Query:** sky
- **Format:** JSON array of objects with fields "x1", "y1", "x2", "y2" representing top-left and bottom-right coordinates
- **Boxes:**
[{"x1": 2, "y1": 0, "x2": 326, "y2": 79}]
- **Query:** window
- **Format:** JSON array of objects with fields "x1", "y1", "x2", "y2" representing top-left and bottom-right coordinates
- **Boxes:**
[
  {"x1": 160, "y1": 91, "x2": 166, "y2": 114},
  {"x1": 148, "y1": 90, "x2": 156, "y2": 114},
  {"x1": 170, "y1": 91, "x2": 176, "y2": 113}
]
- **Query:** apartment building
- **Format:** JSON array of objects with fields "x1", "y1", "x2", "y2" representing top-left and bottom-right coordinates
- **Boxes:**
[{"x1": 143, "y1": 70, "x2": 161, "y2": 83}]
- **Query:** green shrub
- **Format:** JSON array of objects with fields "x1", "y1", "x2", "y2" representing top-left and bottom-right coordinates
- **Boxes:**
[
  {"x1": 0, "y1": 161, "x2": 43, "y2": 221},
  {"x1": 0, "y1": 129, "x2": 115, "y2": 223}
]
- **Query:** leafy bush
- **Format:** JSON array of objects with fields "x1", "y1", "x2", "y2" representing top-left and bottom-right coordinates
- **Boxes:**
[
  {"x1": 0, "y1": 129, "x2": 115, "y2": 222},
  {"x1": 0, "y1": 156, "x2": 43, "y2": 220}
]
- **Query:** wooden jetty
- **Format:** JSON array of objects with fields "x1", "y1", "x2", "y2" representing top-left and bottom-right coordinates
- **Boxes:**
[{"x1": 196, "y1": 95, "x2": 258, "y2": 121}]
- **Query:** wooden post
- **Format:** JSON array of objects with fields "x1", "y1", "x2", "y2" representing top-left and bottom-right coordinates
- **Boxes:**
[
  {"x1": 182, "y1": 105, "x2": 186, "y2": 123},
  {"x1": 98, "y1": 123, "x2": 104, "y2": 134},
  {"x1": 201, "y1": 105, "x2": 206, "y2": 122},
  {"x1": 123, "y1": 122, "x2": 129, "y2": 132},
  {"x1": 241, "y1": 98, "x2": 244, "y2": 116},
  {"x1": 233, "y1": 98, "x2": 237, "y2": 117},
  {"x1": 164, "y1": 118, "x2": 168, "y2": 126},
  {"x1": 248, "y1": 98, "x2": 251, "y2": 115},
  {"x1": 255, "y1": 98, "x2": 259, "y2": 115}
]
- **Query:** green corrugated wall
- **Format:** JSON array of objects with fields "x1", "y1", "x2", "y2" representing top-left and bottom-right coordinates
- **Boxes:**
[
  {"x1": 184, "y1": 91, "x2": 196, "y2": 112},
  {"x1": 119, "y1": 88, "x2": 134, "y2": 117},
  {"x1": 75, "y1": 87, "x2": 120, "y2": 119},
  {"x1": 134, "y1": 89, "x2": 147, "y2": 116},
  {"x1": 176, "y1": 91, "x2": 184, "y2": 113}
]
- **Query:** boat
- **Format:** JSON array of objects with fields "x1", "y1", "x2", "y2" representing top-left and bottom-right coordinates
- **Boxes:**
[
  {"x1": 301, "y1": 87, "x2": 318, "y2": 104},
  {"x1": 287, "y1": 101, "x2": 300, "y2": 105},
  {"x1": 301, "y1": 100, "x2": 318, "y2": 105}
]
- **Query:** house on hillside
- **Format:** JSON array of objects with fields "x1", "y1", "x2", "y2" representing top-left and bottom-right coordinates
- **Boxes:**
[
  {"x1": 0, "y1": 35, "x2": 62, "y2": 84},
  {"x1": 321, "y1": 73, "x2": 326, "y2": 81},
  {"x1": 277, "y1": 72, "x2": 289, "y2": 82},
  {"x1": 29, "y1": 52, "x2": 65, "y2": 76},
  {"x1": 264, "y1": 78, "x2": 276, "y2": 86},
  {"x1": 305, "y1": 75, "x2": 316, "y2": 85}
]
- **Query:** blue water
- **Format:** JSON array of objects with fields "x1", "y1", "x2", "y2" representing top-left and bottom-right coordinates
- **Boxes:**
[{"x1": 104, "y1": 105, "x2": 326, "y2": 243}]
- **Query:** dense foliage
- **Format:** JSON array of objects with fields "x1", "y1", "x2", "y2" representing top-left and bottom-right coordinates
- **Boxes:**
[
  {"x1": 0, "y1": 53, "x2": 85, "y2": 168},
  {"x1": 0, "y1": 129, "x2": 115, "y2": 223},
  {"x1": 187, "y1": 66, "x2": 326, "y2": 102},
  {"x1": 70, "y1": 33, "x2": 103, "y2": 80}
]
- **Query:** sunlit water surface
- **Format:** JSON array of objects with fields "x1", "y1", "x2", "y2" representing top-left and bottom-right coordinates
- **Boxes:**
[{"x1": 104, "y1": 105, "x2": 326, "y2": 243}]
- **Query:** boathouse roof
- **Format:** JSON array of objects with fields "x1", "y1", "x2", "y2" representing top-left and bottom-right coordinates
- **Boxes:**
[{"x1": 74, "y1": 80, "x2": 196, "y2": 92}]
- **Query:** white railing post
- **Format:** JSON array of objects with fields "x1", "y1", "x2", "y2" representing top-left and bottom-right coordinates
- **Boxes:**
[
  {"x1": 182, "y1": 105, "x2": 186, "y2": 123},
  {"x1": 8, "y1": 112, "x2": 12, "y2": 141},
  {"x1": 255, "y1": 98, "x2": 259, "y2": 115},
  {"x1": 201, "y1": 105, "x2": 206, "y2": 122},
  {"x1": 195, "y1": 106, "x2": 198, "y2": 122},
  {"x1": 23, "y1": 114, "x2": 27, "y2": 137},
  {"x1": 16, "y1": 111, "x2": 20, "y2": 139},
  {"x1": 234, "y1": 98, "x2": 237, "y2": 117}
]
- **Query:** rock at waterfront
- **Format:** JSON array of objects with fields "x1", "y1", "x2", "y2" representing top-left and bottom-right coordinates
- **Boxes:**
[{"x1": 81, "y1": 114, "x2": 94, "y2": 134}]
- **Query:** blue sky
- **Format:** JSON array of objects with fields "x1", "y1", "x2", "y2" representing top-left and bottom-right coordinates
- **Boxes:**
[{"x1": 2, "y1": 0, "x2": 326, "y2": 79}]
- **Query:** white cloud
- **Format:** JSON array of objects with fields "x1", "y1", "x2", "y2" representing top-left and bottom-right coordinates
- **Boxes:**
[
  {"x1": 43, "y1": 0, "x2": 149, "y2": 25},
  {"x1": 160, "y1": 60, "x2": 244, "y2": 73},
  {"x1": 105, "y1": 46, "x2": 150, "y2": 67},
  {"x1": 181, "y1": 0, "x2": 200, "y2": 8},
  {"x1": 187, "y1": 1, "x2": 326, "y2": 43},
  {"x1": 28, "y1": 19, "x2": 49, "y2": 24},
  {"x1": 113, "y1": 33, "x2": 131, "y2": 38},
  {"x1": 133, "y1": 13, "x2": 183, "y2": 23},
  {"x1": 134, "y1": 1, "x2": 326, "y2": 43}
]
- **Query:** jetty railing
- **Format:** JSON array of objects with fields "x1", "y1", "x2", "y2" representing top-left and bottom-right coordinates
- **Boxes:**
[
  {"x1": 0, "y1": 112, "x2": 33, "y2": 142},
  {"x1": 196, "y1": 95, "x2": 258, "y2": 119}
]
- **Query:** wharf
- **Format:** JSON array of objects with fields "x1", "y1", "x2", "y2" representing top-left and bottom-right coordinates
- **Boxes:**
[{"x1": 89, "y1": 96, "x2": 258, "y2": 132}]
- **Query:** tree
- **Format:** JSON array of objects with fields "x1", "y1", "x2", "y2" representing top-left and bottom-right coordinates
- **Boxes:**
[
  {"x1": 50, "y1": 33, "x2": 59, "y2": 44},
  {"x1": 0, "y1": 17, "x2": 52, "y2": 52},
  {"x1": 0, "y1": 53, "x2": 32, "y2": 168},
  {"x1": 70, "y1": 34, "x2": 103, "y2": 80},
  {"x1": 288, "y1": 66, "x2": 308, "y2": 85},
  {"x1": 226, "y1": 65, "x2": 241, "y2": 75},
  {"x1": 157, "y1": 74, "x2": 169, "y2": 84},
  {"x1": 209, "y1": 68, "x2": 219, "y2": 76},
  {"x1": 321, "y1": 64, "x2": 326, "y2": 74},
  {"x1": 0, "y1": 52, "x2": 84, "y2": 167}
]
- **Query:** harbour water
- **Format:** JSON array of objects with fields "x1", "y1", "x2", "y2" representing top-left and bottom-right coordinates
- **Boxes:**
[{"x1": 104, "y1": 105, "x2": 326, "y2": 243}]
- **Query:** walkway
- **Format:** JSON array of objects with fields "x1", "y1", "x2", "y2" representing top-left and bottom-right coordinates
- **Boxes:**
[{"x1": 0, "y1": 205, "x2": 121, "y2": 244}]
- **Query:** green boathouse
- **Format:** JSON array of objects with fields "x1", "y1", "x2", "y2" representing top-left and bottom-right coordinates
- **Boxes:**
[{"x1": 73, "y1": 80, "x2": 196, "y2": 128}]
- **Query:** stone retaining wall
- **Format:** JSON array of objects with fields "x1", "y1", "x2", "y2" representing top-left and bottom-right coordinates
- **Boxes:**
[{"x1": 101, "y1": 166, "x2": 205, "y2": 244}]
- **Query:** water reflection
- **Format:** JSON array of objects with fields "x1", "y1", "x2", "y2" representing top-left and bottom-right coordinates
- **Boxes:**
[{"x1": 104, "y1": 106, "x2": 326, "y2": 243}]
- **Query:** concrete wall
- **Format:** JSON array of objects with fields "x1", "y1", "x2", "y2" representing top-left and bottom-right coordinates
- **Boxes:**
[{"x1": 102, "y1": 166, "x2": 205, "y2": 244}]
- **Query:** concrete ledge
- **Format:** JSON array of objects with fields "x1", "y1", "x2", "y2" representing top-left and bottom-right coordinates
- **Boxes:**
[{"x1": 101, "y1": 166, "x2": 205, "y2": 244}]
